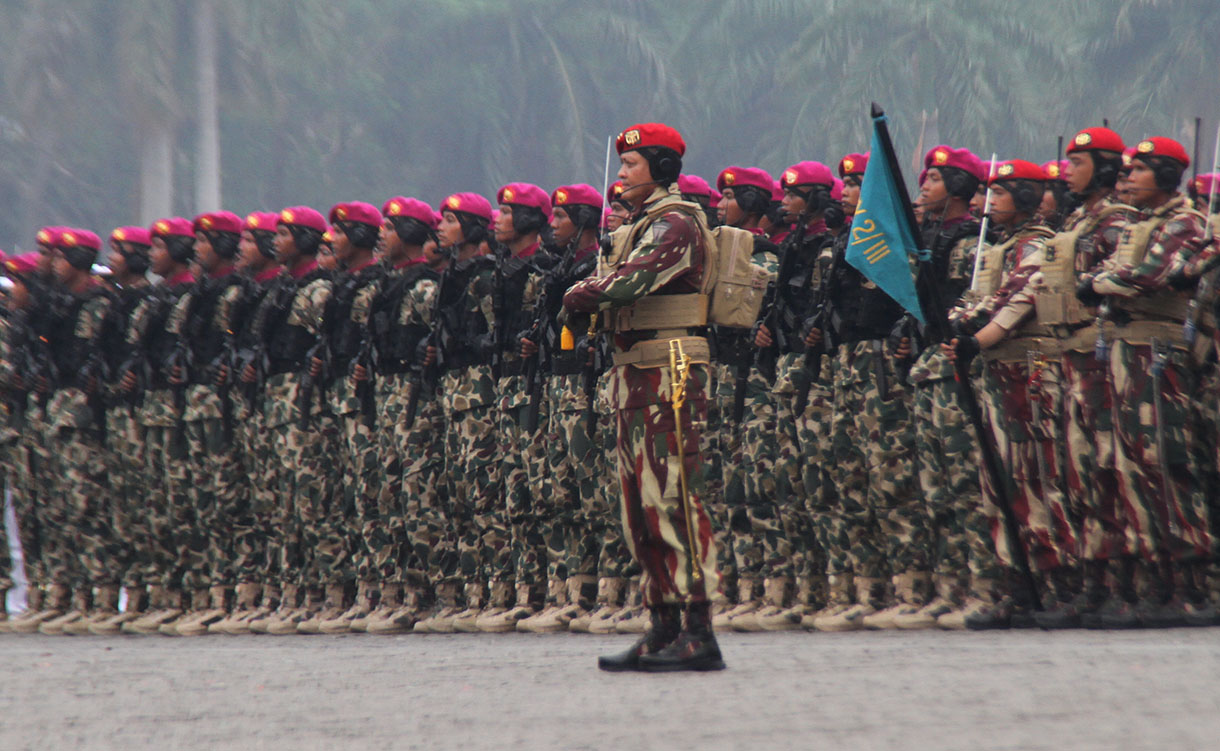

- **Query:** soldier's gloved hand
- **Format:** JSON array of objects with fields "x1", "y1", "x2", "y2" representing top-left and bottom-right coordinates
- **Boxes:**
[
  {"x1": 214, "y1": 364, "x2": 229, "y2": 388},
  {"x1": 309, "y1": 356, "x2": 324, "y2": 379},
  {"x1": 892, "y1": 336, "x2": 912, "y2": 360},
  {"x1": 753, "y1": 324, "x2": 773, "y2": 349},
  {"x1": 804, "y1": 327, "x2": 823, "y2": 348},
  {"x1": 240, "y1": 364, "x2": 257, "y2": 384},
  {"x1": 352, "y1": 363, "x2": 368, "y2": 382},
  {"x1": 423, "y1": 345, "x2": 438, "y2": 368},
  {"x1": 520, "y1": 337, "x2": 539, "y2": 358},
  {"x1": 119, "y1": 370, "x2": 138, "y2": 392},
  {"x1": 1075, "y1": 276, "x2": 1104, "y2": 307}
]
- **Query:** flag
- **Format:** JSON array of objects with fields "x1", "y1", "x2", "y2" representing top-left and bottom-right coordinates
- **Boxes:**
[{"x1": 846, "y1": 114, "x2": 925, "y2": 324}]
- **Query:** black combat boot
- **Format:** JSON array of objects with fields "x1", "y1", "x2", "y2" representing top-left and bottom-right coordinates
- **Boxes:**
[
  {"x1": 637, "y1": 602, "x2": 726, "y2": 673},
  {"x1": 598, "y1": 605, "x2": 681, "y2": 672},
  {"x1": 1179, "y1": 561, "x2": 1220, "y2": 627},
  {"x1": 1077, "y1": 560, "x2": 1109, "y2": 630},
  {"x1": 1098, "y1": 557, "x2": 1141, "y2": 629},
  {"x1": 1134, "y1": 558, "x2": 1186, "y2": 629},
  {"x1": 1033, "y1": 566, "x2": 1082, "y2": 630}
]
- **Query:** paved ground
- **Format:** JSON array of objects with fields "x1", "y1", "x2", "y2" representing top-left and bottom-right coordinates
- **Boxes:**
[{"x1": 3, "y1": 628, "x2": 1218, "y2": 751}]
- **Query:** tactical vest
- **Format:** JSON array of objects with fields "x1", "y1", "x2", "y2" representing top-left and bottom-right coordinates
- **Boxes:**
[
  {"x1": 371, "y1": 264, "x2": 439, "y2": 371},
  {"x1": 1035, "y1": 202, "x2": 1128, "y2": 326},
  {"x1": 1109, "y1": 195, "x2": 1203, "y2": 323},
  {"x1": 828, "y1": 228, "x2": 905, "y2": 343},
  {"x1": 143, "y1": 283, "x2": 191, "y2": 387},
  {"x1": 101, "y1": 284, "x2": 149, "y2": 379},
  {"x1": 440, "y1": 255, "x2": 496, "y2": 371},
  {"x1": 326, "y1": 265, "x2": 382, "y2": 364},
  {"x1": 190, "y1": 275, "x2": 251, "y2": 383},
  {"x1": 600, "y1": 188, "x2": 714, "y2": 367},
  {"x1": 550, "y1": 249, "x2": 598, "y2": 375},
  {"x1": 972, "y1": 225, "x2": 1054, "y2": 300},
  {"x1": 266, "y1": 269, "x2": 328, "y2": 371},
  {"x1": 49, "y1": 286, "x2": 109, "y2": 386},
  {"x1": 496, "y1": 251, "x2": 553, "y2": 373}
]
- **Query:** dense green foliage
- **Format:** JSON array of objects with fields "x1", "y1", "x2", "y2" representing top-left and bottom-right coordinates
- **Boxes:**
[{"x1": 1, "y1": 0, "x2": 1217, "y2": 250}]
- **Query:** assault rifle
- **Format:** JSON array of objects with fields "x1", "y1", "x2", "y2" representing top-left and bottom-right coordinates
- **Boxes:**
[{"x1": 404, "y1": 248, "x2": 454, "y2": 429}]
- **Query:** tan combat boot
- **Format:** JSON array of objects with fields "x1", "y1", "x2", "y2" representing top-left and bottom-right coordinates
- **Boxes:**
[
  {"x1": 572, "y1": 577, "x2": 623, "y2": 633},
  {"x1": 938, "y1": 576, "x2": 1004, "y2": 630},
  {"x1": 40, "y1": 587, "x2": 91, "y2": 635},
  {"x1": 66, "y1": 584, "x2": 121, "y2": 635},
  {"x1": 364, "y1": 583, "x2": 406, "y2": 634},
  {"x1": 177, "y1": 585, "x2": 231, "y2": 636},
  {"x1": 864, "y1": 571, "x2": 930, "y2": 630},
  {"x1": 124, "y1": 584, "x2": 167, "y2": 634},
  {"x1": 815, "y1": 575, "x2": 883, "y2": 632},
  {"x1": 247, "y1": 583, "x2": 292, "y2": 634},
  {"x1": 320, "y1": 580, "x2": 374, "y2": 634},
  {"x1": 613, "y1": 578, "x2": 650, "y2": 634},
  {"x1": 515, "y1": 578, "x2": 567, "y2": 633},
  {"x1": 809, "y1": 573, "x2": 854, "y2": 630},
  {"x1": 129, "y1": 587, "x2": 185, "y2": 635},
  {"x1": 477, "y1": 580, "x2": 534, "y2": 633},
  {"x1": 894, "y1": 573, "x2": 961, "y2": 630},
  {"x1": 266, "y1": 586, "x2": 322, "y2": 635},
  {"x1": 784, "y1": 575, "x2": 824, "y2": 626},
  {"x1": 521, "y1": 575, "x2": 595, "y2": 633},
  {"x1": 160, "y1": 587, "x2": 211, "y2": 636},
  {"x1": 210, "y1": 582, "x2": 262, "y2": 634},
  {"x1": 8, "y1": 586, "x2": 59, "y2": 634},
  {"x1": 756, "y1": 577, "x2": 802, "y2": 631},
  {"x1": 374, "y1": 581, "x2": 425, "y2": 634},
  {"x1": 298, "y1": 583, "x2": 348, "y2": 634},
  {"x1": 450, "y1": 581, "x2": 486, "y2": 633},
  {"x1": 414, "y1": 580, "x2": 462, "y2": 633},
  {"x1": 719, "y1": 577, "x2": 760, "y2": 631},
  {"x1": 90, "y1": 586, "x2": 148, "y2": 635}
]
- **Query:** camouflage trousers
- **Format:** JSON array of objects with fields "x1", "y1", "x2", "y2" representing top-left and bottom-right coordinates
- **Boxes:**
[
  {"x1": 733, "y1": 366, "x2": 788, "y2": 580},
  {"x1": 1062, "y1": 348, "x2": 1123, "y2": 560},
  {"x1": 271, "y1": 416, "x2": 345, "y2": 588},
  {"x1": 104, "y1": 406, "x2": 150, "y2": 588},
  {"x1": 234, "y1": 397, "x2": 276, "y2": 586},
  {"x1": 795, "y1": 359, "x2": 834, "y2": 581},
  {"x1": 12, "y1": 406, "x2": 52, "y2": 588},
  {"x1": 1195, "y1": 363, "x2": 1220, "y2": 561},
  {"x1": 911, "y1": 375, "x2": 977, "y2": 579},
  {"x1": 184, "y1": 413, "x2": 255, "y2": 587},
  {"x1": 446, "y1": 402, "x2": 505, "y2": 583},
  {"x1": 142, "y1": 420, "x2": 185, "y2": 589},
  {"x1": 499, "y1": 374, "x2": 548, "y2": 590},
  {"x1": 0, "y1": 442, "x2": 15, "y2": 591},
  {"x1": 826, "y1": 341, "x2": 924, "y2": 579},
  {"x1": 706, "y1": 362, "x2": 737, "y2": 589},
  {"x1": 593, "y1": 376, "x2": 634, "y2": 579},
  {"x1": 1108, "y1": 338, "x2": 1210, "y2": 562},
  {"x1": 393, "y1": 381, "x2": 454, "y2": 588},
  {"x1": 610, "y1": 361, "x2": 720, "y2": 606},
  {"x1": 335, "y1": 409, "x2": 378, "y2": 588},
  {"x1": 771, "y1": 353, "x2": 813, "y2": 581},
  {"x1": 547, "y1": 374, "x2": 599, "y2": 582},
  {"x1": 980, "y1": 356, "x2": 1072, "y2": 576},
  {"x1": 52, "y1": 427, "x2": 114, "y2": 588}
]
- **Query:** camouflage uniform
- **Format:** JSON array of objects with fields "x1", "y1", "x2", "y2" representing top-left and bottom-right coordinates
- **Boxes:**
[
  {"x1": 1032, "y1": 196, "x2": 1135, "y2": 564},
  {"x1": 46, "y1": 281, "x2": 114, "y2": 595},
  {"x1": 908, "y1": 215, "x2": 983, "y2": 593},
  {"x1": 257, "y1": 262, "x2": 340, "y2": 593},
  {"x1": 438, "y1": 255, "x2": 501, "y2": 597},
  {"x1": 323, "y1": 259, "x2": 385, "y2": 593},
  {"x1": 1089, "y1": 194, "x2": 1212, "y2": 563},
  {"x1": 956, "y1": 222, "x2": 1072, "y2": 576},
  {"x1": 369, "y1": 260, "x2": 446, "y2": 592},
  {"x1": 564, "y1": 185, "x2": 720, "y2": 606}
]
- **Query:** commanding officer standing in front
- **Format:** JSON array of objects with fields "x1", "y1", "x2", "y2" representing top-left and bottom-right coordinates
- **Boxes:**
[{"x1": 564, "y1": 122, "x2": 724, "y2": 672}]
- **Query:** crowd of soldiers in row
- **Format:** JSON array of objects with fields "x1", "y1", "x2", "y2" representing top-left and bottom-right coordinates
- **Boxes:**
[{"x1": 2, "y1": 122, "x2": 1220, "y2": 639}]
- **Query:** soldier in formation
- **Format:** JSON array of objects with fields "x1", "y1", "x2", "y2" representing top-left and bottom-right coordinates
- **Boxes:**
[{"x1": 5, "y1": 121, "x2": 1220, "y2": 667}]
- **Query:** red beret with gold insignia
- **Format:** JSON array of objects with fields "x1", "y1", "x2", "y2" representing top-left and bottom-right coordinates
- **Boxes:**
[
  {"x1": 1133, "y1": 136, "x2": 1190, "y2": 168},
  {"x1": 36, "y1": 226, "x2": 65, "y2": 248},
  {"x1": 382, "y1": 196, "x2": 439, "y2": 229},
  {"x1": 838, "y1": 153, "x2": 869, "y2": 178},
  {"x1": 56, "y1": 228, "x2": 102, "y2": 251},
  {"x1": 606, "y1": 180, "x2": 627, "y2": 206},
  {"x1": 1041, "y1": 160, "x2": 1069, "y2": 181},
  {"x1": 615, "y1": 122, "x2": 686, "y2": 157},
  {"x1": 497, "y1": 183, "x2": 553, "y2": 220},
  {"x1": 193, "y1": 211, "x2": 243, "y2": 235},
  {"x1": 1194, "y1": 173, "x2": 1219, "y2": 196},
  {"x1": 277, "y1": 206, "x2": 327, "y2": 233},
  {"x1": 989, "y1": 159, "x2": 1048, "y2": 186},
  {"x1": 551, "y1": 184, "x2": 603, "y2": 209},
  {"x1": 831, "y1": 178, "x2": 844, "y2": 201},
  {"x1": 3, "y1": 251, "x2": 40, "y2": 278},
  {"x1": 716, "y1": 166, "x2": 773, "y2": 194},
  {"x1": 151, "y1": 217, "x2": 196, "y2": 239},
  {"x1": 111, "y1": 226, "x2": 153, "y2": 247},
  {"x1": 1066, "y1": 126, "x2": 1125, "y2": 155},
  {"x1": 677, "y1": 174, "x2": 714, "y2": 200},
  {"x1": 440, "y1": 192, "x2": 493, "y2": 222},
  {"x1": 328, "y1": 201, "x2": 383, "y2": 228},
  {"x1": 244, "y1": 212, "x2": 280, "y2": 233},
  {"x1": 923, "y1": 146, "x2": 985, "y2": 181},
  {"x1": 781, "y1": 161, "x2": 835, "y2": 189}
]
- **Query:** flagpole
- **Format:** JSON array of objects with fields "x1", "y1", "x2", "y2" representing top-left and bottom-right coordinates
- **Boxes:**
[{"x1": 869, "y1": 102, "x2": 1043, "y2": 612}]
